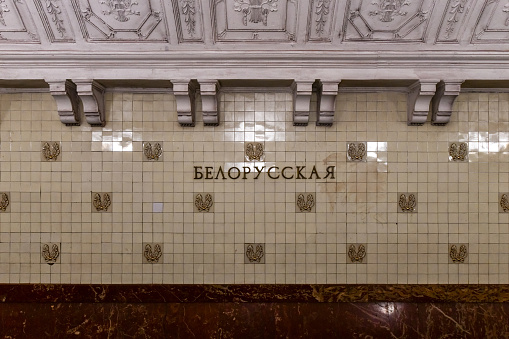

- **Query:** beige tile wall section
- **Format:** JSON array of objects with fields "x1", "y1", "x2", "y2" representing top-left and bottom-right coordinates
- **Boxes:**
[{"x1": 0, "y1": 91, "x2": 508, "y2": 284}]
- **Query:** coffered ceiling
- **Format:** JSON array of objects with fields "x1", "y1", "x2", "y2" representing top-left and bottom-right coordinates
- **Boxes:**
[
  {"x1": 0, "y1": 1, "x2": 509, "y2": 127},
  {"x1": 0, "y1": 0, "x2": 506, "y2": 78}
]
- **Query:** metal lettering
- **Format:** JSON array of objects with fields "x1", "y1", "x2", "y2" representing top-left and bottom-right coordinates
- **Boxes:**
[{"x1": 267, "y1": 166, "x2": 279, "y2": 179}]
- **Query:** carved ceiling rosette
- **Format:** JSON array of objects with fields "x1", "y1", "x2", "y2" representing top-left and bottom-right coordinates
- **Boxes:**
[
  {"x1": 472, "y1": 0, "x2": 509, "y2": 43},
  {"x1": 212, "y1": 0, "x2": 298, "y2": 42},
  {"x1": 0, "y1": 0, "x2": 39, "y2": 43},
  {"x1": 71, "y1": 0, "x2": 168, "y2": 41},
  {"x1": 343, "y1": 0, "x2": 436, "y2": 42}
]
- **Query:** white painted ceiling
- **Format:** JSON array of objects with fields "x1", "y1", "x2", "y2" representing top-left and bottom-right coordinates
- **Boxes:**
[{"x1": 0, "y1": 0, "x2": 508, "y2": 84}]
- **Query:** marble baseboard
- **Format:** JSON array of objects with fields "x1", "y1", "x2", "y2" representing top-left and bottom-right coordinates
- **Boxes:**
[
  {"x1": 0, "y1": 302, "x2": 507, "y2": 338},
  {"x1": 1, "y1": 284, "x2": 509, "y2": 303}
]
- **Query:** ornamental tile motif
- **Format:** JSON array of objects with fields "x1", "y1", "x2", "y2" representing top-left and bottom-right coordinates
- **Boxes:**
[
  {"x1": 42, "y1": 142, "x2": 61, "y2": 161},
  {"x1": 297, "y1": 193, "x2": 315, "y2": 212},
  {"x1": 93, "y1": 192, "x2": 112, "y2": 212},
  {"x1": 234, "y1": 0, "x2": 278, "y2": 26},
  {"x1": 500, "y1": 193, "x2": 509, "y2": 212},
  {"x1": 369, "y1": 0, "x2": 411, "y2": 22},
  {"x1": 143, "y1": 243, "x2": 162, "y2": 263},
  {"x1": 449, "y1": 142, "x2": 468, "y2": 161},
  {"x1": 398, "y1": 193, "x2": 416, "y2": 212},
  {"x1": 0, "y1": 192, "x2": 9, "y2": 212},
  {"x1": 348, "y1": 244, "x2": 367, "y2": 263},
  {"x1": 245, "y1": 243, "x2": 265, "y2": 263},
  {"x1": 195, "y1": 193, "x2": 213, "y2": 212},
  {"x1": 42, "y1": 243, "x2": 60, "y2": 265},
  {"x1": 449, "y1": 244, "x2": 467, "y2": 263},
  {"x1": 347, "y1": 142, "x2": 367, "y2": 162},
  {"x1": 245, "y1": 142, "x2": 264, "y2": 161},
  {"x1": 143, "y1": 142, "x2": 162, "y2": 161},
  {"x1": 99, "y1": 0, "x2": 140, "y2": 22}
]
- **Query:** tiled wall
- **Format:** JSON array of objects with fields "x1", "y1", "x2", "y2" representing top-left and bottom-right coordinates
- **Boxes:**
[{"x1": 0, "y1": 90, "x2": 508, "y2": 284}]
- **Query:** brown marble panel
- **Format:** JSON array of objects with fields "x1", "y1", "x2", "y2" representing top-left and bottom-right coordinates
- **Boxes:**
[
  {"x1": 419, "y1": 303, "x2": 509, "y2": 338},
  {"x1": 2, "y1": 284, "x2": 509, "y2": 303},
  {"x1": 0, "y1": 303, "x2": 166, "y2": 338}
]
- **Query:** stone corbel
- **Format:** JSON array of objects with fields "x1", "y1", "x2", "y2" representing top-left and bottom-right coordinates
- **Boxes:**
[
  {"x1": 431, "y1": 80, "x2": 463, "y2": 126},
  {"x1": 292, "y1": 81, "x2": 314, "y2": 126},
  {"x1": 407, "y1": 80, "x2": 439, "y2": 126},
  {"x1": 198, "y1": 79, "x2": 220, "y2": 126},
  {"x1": 74, "y1": 80, "x2": 106, "y2": 127},
  {"x1": 47, "y1": 80, "x2": 81, "y2": 126},
  {"x1": 172, "y1": 80, "x2": 197, "y2": 127},
  {"x1": 316, "y1": 81, "x2": 340, "y2": 126}
]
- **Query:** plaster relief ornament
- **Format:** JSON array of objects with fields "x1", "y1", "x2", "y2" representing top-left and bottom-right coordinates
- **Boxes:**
[
  {"x1": 369, "y1": 0, "x2": 410, "y2": 22},
  {"x1": 245, "y1": 142, "x2": 264, "y2": 161},
  {"x1": 504, "y1": 3, "x2": 509, "y2": 26},
  {"x1": 99, "y1": 0, "x2": 140, "y2": 22},
  {"x1": 246, "y1": 244, "x2": 264, "y2": 263},
  {"x1": 143, "y1": 142, "x2": 162, "y2": 161},
  {"x1": 399, "y1": 193, "x2": 416, "y2": 212},
  {"x1": 93, "y1": 193, "x2": 111, "y2": 212},
  {"x1": 180, "y1": 0, "x2": 196, "y2": 35},
  {"x1": 0, "y1": 193, "x2": 9, "y2": 212},
  {"x1": 297, "y1": 193, "x2": 315, "y2": 212},
  {"x1": 42, "y1": 142, "x2": 61, "y2": 161},
  {"x1": 0, "y1": 0, "x2": 9, "y2": 26},
  {"x1": 449, "y1": 142, "x2": 468, "y2": 161},
  {"x1": 347, "y1": 142, "x2": 366, "y2": 161},
  {"x1": 144, "y1": 243, "x2": 162, "y2": 263},
  {"x1": 445, "y1": 0, "x2": 468, "y2": 38},
  {"x1": 195, "y1": 193, "x2": 213, "y2": 212},
  {"x1": 500, "y1": 194, "x2": 509, "y2": 212},
  {"x1": 42, "y1": 244, "x2": 60, "y2": 265},
  {"x1": 348, "y1": 244, "x2": 366, "y2": 263},
  {"x1": 315, "y1": 0, "x2": 331, "y2": 35},
  {"x1": 45, "y1": 0, "x2": 66, "y2": 37},
  {"x1": 234, "y1": 0, "x2": 278, "y2": 26},
  {"x1": 449, "y1": 244, "x2": 467, "y2": 263}
]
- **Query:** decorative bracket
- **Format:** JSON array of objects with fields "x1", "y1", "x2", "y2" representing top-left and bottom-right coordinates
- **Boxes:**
[
  {"x1": 316, "y1": 81, "x2": 339, "y2": 126},
  {"x1": 431, "y1": 81, "x2": 463, "y2": 126},
  {"x1": 292, "y1": 81, "x2": 314, "y2": 126},
  {"x1": 173, "y1": 80, "x2": 197, "y2": 127},
  {"x1": 47, "y1": 80, "x2": 81, "y2": 126},
  {"x1": 407, "y1": 80, "x2": 439, "y2": 126},
  {"x1": 198, "y1": 79, "x2": 220, "y2": 126},
  {"x1": 75, "y1": 80, "x2": 106, "y2": 127}
]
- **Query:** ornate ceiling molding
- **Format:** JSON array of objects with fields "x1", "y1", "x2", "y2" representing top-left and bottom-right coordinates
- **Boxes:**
[
  {"x1": 343, "y1": 0, "x2": 437, "y2": 42},
  {"x1": 34, "y1": 0, "x2": 75, "y2": 42},
  {"x1": 212, "y1": 0, "x2": 298, "y2": 42},
  {"x1": 0, "y1": 0, "x2": 39, "y2": 43},
  {"x1": 71, "y1": 0, "x2": 168, "y2": 42}
]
